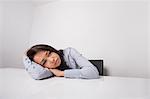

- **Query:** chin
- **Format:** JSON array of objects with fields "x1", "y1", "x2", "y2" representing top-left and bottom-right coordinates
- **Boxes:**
[
  {"x1": 52, "y1": 65, "x2": 59, "y2": 69},
  {"x1": 56, "y1": 64, "x2": 60, "y2": 68}
]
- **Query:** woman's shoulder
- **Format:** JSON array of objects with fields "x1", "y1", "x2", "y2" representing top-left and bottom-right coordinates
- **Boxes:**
[
  {"x1": 63, "y1": 47, "x2": 81, "y2": 59},
  {"x1": 63, "y1": 47, "x2": 78, "y2": 54}
]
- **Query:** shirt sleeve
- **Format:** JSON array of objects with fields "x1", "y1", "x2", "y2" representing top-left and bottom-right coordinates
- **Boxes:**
[{"x1": 64, "y1": 48, "x2": 99, "y2": 79}]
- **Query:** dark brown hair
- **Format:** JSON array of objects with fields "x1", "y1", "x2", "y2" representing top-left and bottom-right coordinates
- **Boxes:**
[
  {"x1": 26, "y1": 44, "x2": 70, "y2": 70},
  {"x1": 27, "y1": 44, "x2": 62, "y2": 61}
]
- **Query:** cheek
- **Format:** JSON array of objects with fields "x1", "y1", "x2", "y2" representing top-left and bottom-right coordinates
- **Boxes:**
[
  {"x1": 44, "y1": 62, "x2": 55, "y2": 69},
  {"x1": 44, "y1": 63, "x2": 52, "y2": 69}
]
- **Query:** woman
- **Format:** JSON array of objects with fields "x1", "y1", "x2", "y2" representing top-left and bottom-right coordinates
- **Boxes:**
[{"x1": 23, "y1": 44, "x2": 99, "y2": 80}]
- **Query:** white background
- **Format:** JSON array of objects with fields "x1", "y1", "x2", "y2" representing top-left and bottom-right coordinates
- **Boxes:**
[
  {"x1": 148, "y1": 0, "x2": 150, "y2": 79},
  {"x1": 0, "y1": 3, "x2": 3, "y2": 67},
  {"x1": 0, "y1": 0, "x2": 149, "y2": 78}
]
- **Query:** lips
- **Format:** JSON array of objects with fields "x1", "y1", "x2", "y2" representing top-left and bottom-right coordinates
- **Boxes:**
[{"x1": 55, "y1": 59, "x2": 58, "y2": 65}]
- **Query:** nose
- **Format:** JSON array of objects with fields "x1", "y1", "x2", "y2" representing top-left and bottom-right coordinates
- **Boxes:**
[{"x1": 48, "y1": 57, "x2": 55, "y2": 63}]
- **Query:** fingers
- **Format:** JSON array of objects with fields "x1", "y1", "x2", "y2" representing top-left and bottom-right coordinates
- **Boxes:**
[{"x1": 49, "y1": 69, "x2": 55, "y2": 73}]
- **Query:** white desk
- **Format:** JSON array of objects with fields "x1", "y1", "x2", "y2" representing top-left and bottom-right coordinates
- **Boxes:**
[{"x1": 0, "y1": 68, "x2": 149, "y2": 99}]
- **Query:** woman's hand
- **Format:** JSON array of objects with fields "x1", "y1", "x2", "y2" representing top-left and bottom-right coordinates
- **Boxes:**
[{"x1": 49, "y1": 69, "x2": 64, "y2": 77}]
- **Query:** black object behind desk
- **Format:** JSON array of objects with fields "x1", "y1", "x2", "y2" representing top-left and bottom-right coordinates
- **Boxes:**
[{"x1": 89, "y1": 60, "x2": 103, "y2": 75}]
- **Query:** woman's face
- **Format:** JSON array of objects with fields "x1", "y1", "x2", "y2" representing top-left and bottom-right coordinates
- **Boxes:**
[{"x1": 33, "y1": 51, "x2": 61, "y2": 69}]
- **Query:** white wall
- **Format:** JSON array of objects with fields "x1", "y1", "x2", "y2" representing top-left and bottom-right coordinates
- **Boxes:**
[
  {"x1": 30, "y1": 1, "x2": 148, "y2": 78},
  {"x1": 1, "y1": 3, "x2": 33, "y2": 68},
  {"x1": 0, "y1": 4, "x2": 3, "y2": 67},
  {"x1": 148, "y1": 1, "x2": 150, "y2": 78}
]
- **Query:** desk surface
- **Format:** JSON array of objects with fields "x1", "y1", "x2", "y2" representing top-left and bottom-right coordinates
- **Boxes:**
[{"x1": 0, "y1": 68, "x2": 149, "y2": 99}]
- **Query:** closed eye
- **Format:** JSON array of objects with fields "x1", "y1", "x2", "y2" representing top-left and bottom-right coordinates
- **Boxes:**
[
  {"x1": 41, "y1": 51, "x2": 51, "y2": 66},
  {"x1": 43, "y1": 60, "x2": 47, "y2": 66},
  {"x1": 41, "y1": 59, "x2": 47, "y2": 66},
  {"x1": 40, "y1": 51, "x2": 51, "y2": 66}
]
